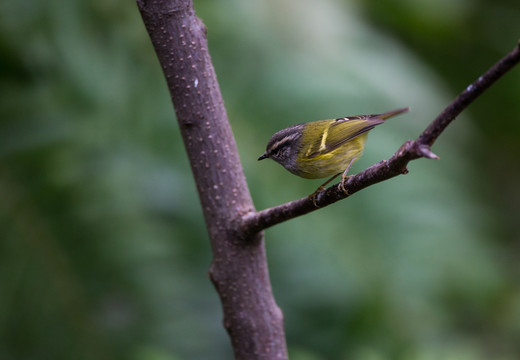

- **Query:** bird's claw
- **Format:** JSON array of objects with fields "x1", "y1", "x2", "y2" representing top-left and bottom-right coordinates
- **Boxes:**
[
  {"x1": 309, "y1": 186, "x2": 325, "y2": 207},
  {"x1": 339, "y1": 175, "x2": 351, "y2": 195}
]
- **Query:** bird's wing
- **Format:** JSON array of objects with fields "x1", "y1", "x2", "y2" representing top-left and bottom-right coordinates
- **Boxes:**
[{"x1": 305, "y1": 118, "x2": 383, "y2": 159}]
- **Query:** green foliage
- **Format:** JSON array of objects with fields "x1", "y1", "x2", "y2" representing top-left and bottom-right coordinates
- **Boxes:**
[{"x1": 1, "y1": 0, "x2": 519, "y2": 359}]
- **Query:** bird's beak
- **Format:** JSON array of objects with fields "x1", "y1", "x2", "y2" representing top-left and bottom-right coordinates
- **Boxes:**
[{"x1": 258, "y1": 153, "x2": 268, "y2": 161}]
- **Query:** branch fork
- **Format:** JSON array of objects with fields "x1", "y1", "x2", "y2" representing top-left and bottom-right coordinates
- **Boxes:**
[{"x1": 136, "y1": 2, "x2": 519, "y2": 354}]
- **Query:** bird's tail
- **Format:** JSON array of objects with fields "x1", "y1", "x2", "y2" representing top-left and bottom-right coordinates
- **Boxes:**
[{"x1": 373, "y1": 107, "x2": 410, "y2": 121}]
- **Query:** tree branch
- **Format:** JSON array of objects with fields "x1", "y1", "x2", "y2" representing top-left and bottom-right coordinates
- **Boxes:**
[
  {"x1": 137, "y1": 0, "x2": 288, "y2": 358},
  {"x1": 137, "y1": 0, "x2": 518, "y2": 354},
  {"x1": 240, "y1": 42, "x2": 520, "y2": 236}
]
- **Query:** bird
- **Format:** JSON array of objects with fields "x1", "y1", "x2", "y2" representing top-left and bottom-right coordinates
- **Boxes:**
[{"x1": 258, "y1": 107, "x2": 410, "y2": 195}]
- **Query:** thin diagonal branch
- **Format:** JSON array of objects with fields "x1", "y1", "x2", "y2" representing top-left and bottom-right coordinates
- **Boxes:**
[{"x1": 240, "y1": 42, "x2": 520, "y2": 237}]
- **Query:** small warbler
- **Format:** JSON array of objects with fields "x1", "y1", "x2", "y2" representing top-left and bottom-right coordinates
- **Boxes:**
[{"x1": 258, "y1": 107, "x2": 409, "y2": 193}]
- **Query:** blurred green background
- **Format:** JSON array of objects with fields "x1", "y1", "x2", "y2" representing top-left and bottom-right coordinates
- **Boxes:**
[{"x1": 1, "y1": 0, "x2": 519, "y2": 359}]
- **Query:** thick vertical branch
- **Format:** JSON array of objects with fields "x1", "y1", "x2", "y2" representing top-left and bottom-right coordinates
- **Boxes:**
[{"x1": 136, "y1": 0, "x2": 287, "y2": 358}]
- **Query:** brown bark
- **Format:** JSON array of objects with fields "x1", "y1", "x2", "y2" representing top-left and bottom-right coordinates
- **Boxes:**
[
  {"x1": 136, "y1": 0, "x2": 287, "y2": 358},
  {"x1": 137, "y1": 0, "x2": 520, "y2": 356}
]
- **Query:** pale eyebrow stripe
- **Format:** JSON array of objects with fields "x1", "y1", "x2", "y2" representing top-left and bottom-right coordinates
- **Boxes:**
[{"x1": 269, "y1": 132, "x2": 300, "y2": 152}]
